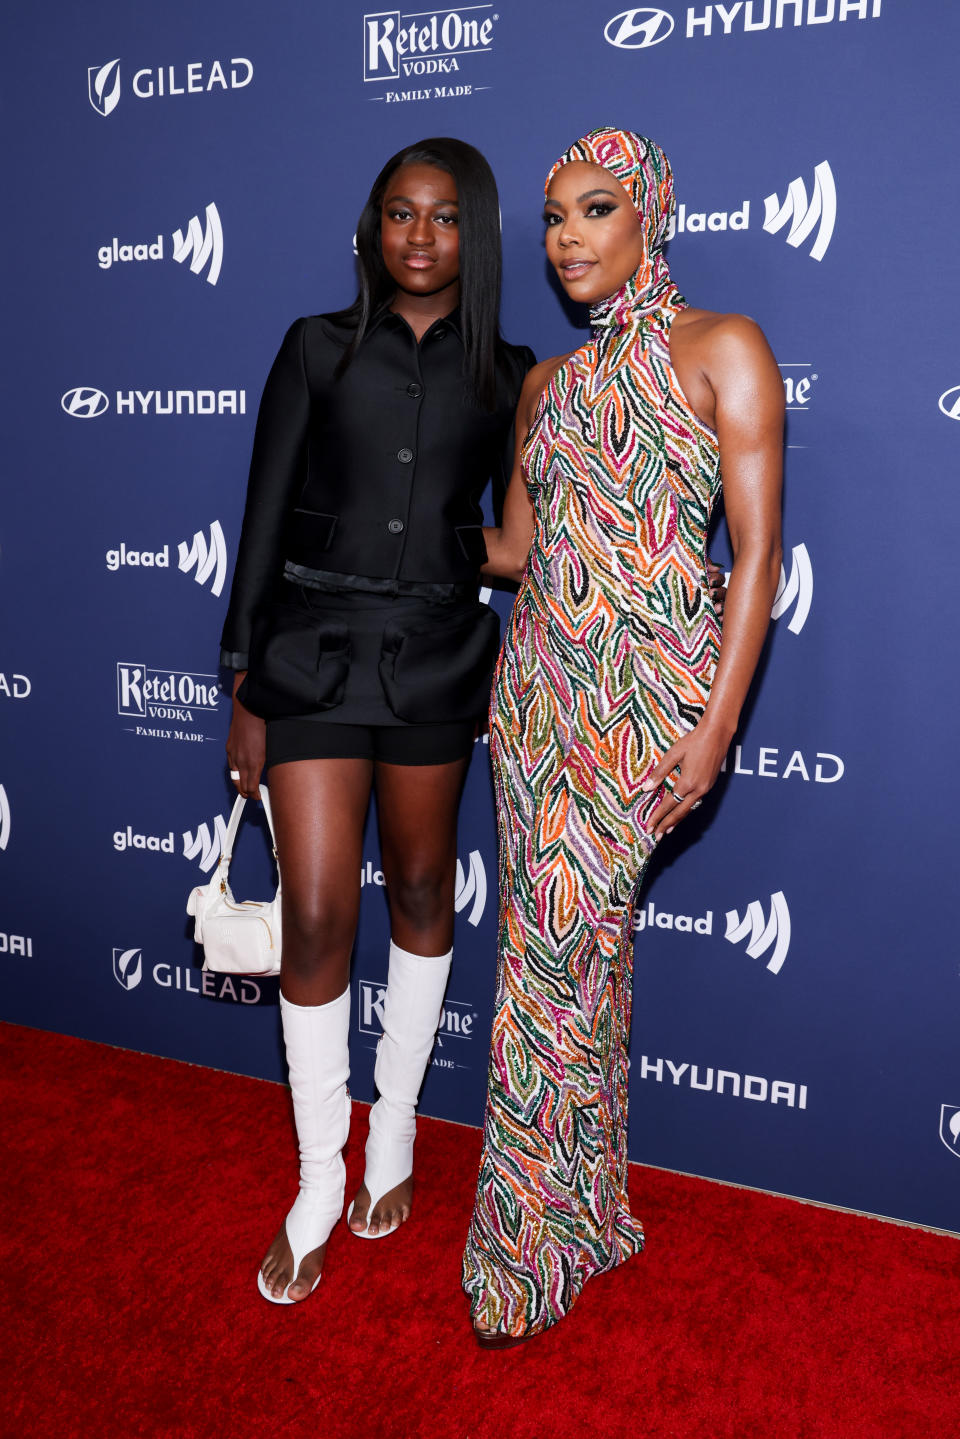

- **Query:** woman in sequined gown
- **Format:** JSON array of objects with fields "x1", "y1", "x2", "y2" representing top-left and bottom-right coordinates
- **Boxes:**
[{"x1": 463, "y1": 129, "x2": 785, "y2": 1344}]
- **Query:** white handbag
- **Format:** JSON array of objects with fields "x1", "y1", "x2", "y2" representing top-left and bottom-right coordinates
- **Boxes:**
[{"x1": 186, "y1": 785, "x2": 282, "y2": 976}]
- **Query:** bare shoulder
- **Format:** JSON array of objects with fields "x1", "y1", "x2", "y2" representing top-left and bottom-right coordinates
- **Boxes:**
[
  {"x1": 675, "y1": 308, "x2": 782, "y2": 396},
  {"x1": 519, "y1": 353, "x2": 571, "y2": 425}
]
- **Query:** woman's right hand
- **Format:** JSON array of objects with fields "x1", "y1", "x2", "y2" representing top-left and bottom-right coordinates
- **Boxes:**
[{"x1": 226, "y1": 672, "x2": 266, "y2": 798}]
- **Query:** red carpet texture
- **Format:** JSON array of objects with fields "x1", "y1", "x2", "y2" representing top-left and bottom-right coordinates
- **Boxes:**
[{"x1": 2, "y1": 1022, "x2": 958, "y2": 1439}]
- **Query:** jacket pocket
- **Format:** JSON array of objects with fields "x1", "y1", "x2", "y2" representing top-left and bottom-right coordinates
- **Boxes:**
[
  {"x1": 286, "y1": 508, "x2": 339, "y2": 562},
  {"x1": 454, "y1": 524, "x2": 488, "y2": 567},
  {"x1": 238, "y1": 601, "x2": 350, "y2": 719},
  {"x1": 379, "y1": 603, "x2": 501, "y2": 724}
]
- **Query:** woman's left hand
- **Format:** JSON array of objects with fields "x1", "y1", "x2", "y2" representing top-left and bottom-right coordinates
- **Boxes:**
[{"x1": 641, "y1": 721, "x2": 732, "y2": 840}]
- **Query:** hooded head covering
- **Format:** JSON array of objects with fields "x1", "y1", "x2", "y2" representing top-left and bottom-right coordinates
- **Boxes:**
[{"x1": 545, "y1": 127, "x2": 681, "y2": 330}]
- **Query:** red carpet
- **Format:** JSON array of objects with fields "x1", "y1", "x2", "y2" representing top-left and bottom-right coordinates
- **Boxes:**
[{"x1": 2, "y1": 1022, "x2": 958, "y2": 1439}]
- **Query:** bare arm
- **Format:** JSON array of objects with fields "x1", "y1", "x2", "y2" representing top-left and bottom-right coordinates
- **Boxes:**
[
  {"x1": 482, "y1": 358, "x2": 565, "y2": 583},
  {"x1": 644, "y1": 315, "x2": 784, "y2": 837}
]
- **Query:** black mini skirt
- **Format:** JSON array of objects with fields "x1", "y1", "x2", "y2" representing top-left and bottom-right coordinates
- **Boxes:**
[{"x1": 240, "y1": 576, "x2": 500, "y2": 763}]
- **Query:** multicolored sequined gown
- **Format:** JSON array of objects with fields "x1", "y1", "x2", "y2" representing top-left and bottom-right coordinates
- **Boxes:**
[{"x1": 463, "y1": 268, "x2": 721, "y2": 1337}]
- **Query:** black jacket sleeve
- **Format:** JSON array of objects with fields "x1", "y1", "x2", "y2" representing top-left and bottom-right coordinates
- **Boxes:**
[{"x1": 219, "y1": 319, "x2": 310, "y2": 668}]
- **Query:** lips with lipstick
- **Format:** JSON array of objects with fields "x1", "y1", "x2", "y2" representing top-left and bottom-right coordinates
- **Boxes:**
[{"x1": 559, "y1": 259, "x2": 596, "y2": 282}]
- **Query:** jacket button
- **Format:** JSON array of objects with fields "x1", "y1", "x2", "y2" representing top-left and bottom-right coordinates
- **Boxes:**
[
  {"x1": 406, "y1": 383, "x2": 423, "y2": 398},
  {"x1": 397, "y1": 447, "x2": 414, "y2": 463},
  {"x1": 387, "y1": 518, "x2": 405, "y2": 535}
]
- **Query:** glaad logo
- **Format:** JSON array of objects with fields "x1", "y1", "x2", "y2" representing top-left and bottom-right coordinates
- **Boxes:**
[
  {"x1": 455, "y1": 850, "x2": 487, "y2": 926},
  {"x1": 61, "y1": 387, "x2": 109, "y2": 419},
  {"x1": 726, "y1": 543, "x2": 812, "y2": 634},
  {"x1": 178, "y1": 522, "x2": 227, "y2": 597},
  {"x1": 938, "y1": 386, "x2": 960, "y2": 422},
  {"x1": 771, "y1": 543, "x2": 813, "y2": 634},
  {"x1": 113, "y1": 947, "x2": 143, "y2": 990},
  {"x1": 939, "y1": 1105, "x2": 960, "y2": 1159},
  {"x1": 172, "y1": 204, "x2": 223, "y2": 286},
  {"x1": 763, "y1": 162, "x2": 836, "y2": 262},
  {"x1": 89, "y1": 59, "x2": 121, "y2": 116},
  {"x1": 107, "y1": 523, "x2": 227, "y2": 597},
  {"x1": 97, "y1": 203, "x2": 223, "y2": 285},
  {"x1": 725, "y1": 892, "x2": 791, "y2": 975},
  {"x1": 604, "y1": 8, "x2": 674, "y2": 46},
  {"x1": 87, "y1": 58, "x2": 253, "y2": 114},
  {"x1": 665, "y1": 164, "x2": 836, "y2": 261},
  {"x1": 363, "y1": 5, "x2": 497, "y2": 82},
  {"x1": 182, "y1": 815, "x2": 228, "y2": 872},
  {"x1": 0, "y1": 785, "x2": 10, "y2": 851}
]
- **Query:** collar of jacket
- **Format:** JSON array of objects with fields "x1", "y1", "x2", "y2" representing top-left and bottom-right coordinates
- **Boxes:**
[{"x1": 367, "y1": 302, "x2": 463, "y2": 342}]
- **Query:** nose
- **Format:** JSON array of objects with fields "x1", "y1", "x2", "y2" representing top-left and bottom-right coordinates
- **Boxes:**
[
  {"x1": 407, "y1": 212, "x2": 435, "y2": 247},
  {"x1": 556, "y1": 217, "x2": 583, "y2": 248}
]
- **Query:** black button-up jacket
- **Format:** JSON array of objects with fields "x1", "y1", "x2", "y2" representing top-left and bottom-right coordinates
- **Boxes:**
[{"x1": 220, "y1": 308, "x2": 535, "y2": 668}]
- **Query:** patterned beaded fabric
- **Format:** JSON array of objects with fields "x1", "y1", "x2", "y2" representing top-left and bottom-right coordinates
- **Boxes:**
[{"x1": 463, "y1": 130, "x2": 722, "y2": 1338}]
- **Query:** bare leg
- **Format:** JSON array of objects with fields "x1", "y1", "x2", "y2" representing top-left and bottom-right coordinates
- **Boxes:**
[
  {"x1": 260, "y1": 757, "x2": 372, "y2": 1300},
  {"x1": 348, "y1": 754, "x2": 469, "y2": 1235}
]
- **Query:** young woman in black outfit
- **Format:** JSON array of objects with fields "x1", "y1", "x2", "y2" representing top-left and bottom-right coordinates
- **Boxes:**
[{"x1": 221, "y1": 138, "x2": 535, "y2": 1303}]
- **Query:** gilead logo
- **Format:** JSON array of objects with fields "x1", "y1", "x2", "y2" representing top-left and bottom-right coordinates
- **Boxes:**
[
  {"x1": 88, "y1": 57, "x2": 253, "y2": 114},
  {"x1": 939, "y1": 1106, "x2": 960, "y2": 1159}
]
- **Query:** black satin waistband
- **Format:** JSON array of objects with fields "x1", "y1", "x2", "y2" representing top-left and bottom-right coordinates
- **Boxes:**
[{"x1": 283, "y1": 561, "x2": 475, "y2": 603}]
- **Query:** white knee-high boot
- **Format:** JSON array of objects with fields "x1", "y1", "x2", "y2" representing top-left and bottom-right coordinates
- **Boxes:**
[
  {"x1": 349, "y1": 941, "x2": 452, "y2": 1239},
  {"x1": 258, "y1": 987, "x2": 351, "y2": 1303}
]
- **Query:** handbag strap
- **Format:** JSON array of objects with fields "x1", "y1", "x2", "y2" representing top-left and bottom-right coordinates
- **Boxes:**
[{"x1": 216, "y1": 784, "x2": 279, "y2": 880}]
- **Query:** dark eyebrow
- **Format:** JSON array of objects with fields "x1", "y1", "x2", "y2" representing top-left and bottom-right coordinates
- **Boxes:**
[
  {"x1": 385, "y1": 193, "x2": 459, "y2": 207},
  {"x1": 544, "y1": 187, "x2": 621, "y2": 209}
]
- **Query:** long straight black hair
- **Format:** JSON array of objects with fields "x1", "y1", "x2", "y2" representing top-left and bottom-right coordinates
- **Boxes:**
[{"x1": 332, "y1": 137, "x2": 504, "y2": 410}]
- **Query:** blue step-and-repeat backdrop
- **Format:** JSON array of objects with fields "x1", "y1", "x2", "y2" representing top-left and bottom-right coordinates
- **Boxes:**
[{"x1": 3, "y1": 1, "x2": 958, "y2": 1234}]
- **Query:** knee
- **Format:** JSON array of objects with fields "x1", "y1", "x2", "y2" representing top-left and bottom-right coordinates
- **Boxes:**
[
  {"x1": 387, "y1": 864, "x2": 452, "y2": 932},
  {"x1": 280, "y1": 891, "x2": 356, "y2": 970}
]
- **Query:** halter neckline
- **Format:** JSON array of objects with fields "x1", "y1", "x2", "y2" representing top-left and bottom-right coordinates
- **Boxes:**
[{"x1": 589, "y1": 257, "x2": 684, "y2": 337}]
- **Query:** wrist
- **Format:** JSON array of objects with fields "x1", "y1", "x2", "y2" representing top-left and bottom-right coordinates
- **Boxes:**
[{"x1": 698, "y1": 707, "x2": 738, "y2": 745}]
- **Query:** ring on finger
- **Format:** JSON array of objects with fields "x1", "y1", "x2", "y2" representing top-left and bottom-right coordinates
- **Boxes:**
[{"x1": 229, "y1": 769, "x2": 241, "y2": 780}]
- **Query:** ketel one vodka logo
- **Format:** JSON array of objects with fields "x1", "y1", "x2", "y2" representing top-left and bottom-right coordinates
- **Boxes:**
[
  {"x1": 97, "y1": 202, "x2": 223, "y2": 285},
  {"x1": 117, "y1": 663, "x2": 220, "y2": 725},
  {"x1": 358, "y1": 980, "x2": 476, "y2": 1048},
  {"x1": 363, "y1": 5, "x2": 497, "y2": 82}
]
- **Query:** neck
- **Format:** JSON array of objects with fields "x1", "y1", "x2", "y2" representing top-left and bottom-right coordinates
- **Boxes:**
[
  {"x1": 390, "y1": 281, "x2": 460, "y2": 341},
  {"x1": 589, "y1": 247, "x2": 680, "y2": 335}
]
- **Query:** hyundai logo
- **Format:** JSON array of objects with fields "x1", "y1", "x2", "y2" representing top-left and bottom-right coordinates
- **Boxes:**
[
  {"x1": 938, "y1": 385, "x2": 960, "y2": 421},
  {"x1": 62, "y1": 386, "x2": 109, "y2": 418},
  {"x1": 604, "y1": 8, "x2": 675, "y2": 48}
]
